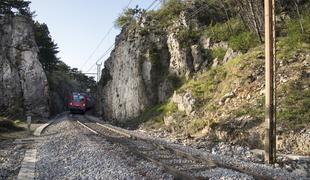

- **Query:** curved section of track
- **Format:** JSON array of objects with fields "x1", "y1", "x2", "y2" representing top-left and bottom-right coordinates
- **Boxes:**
[{"x1": 70, "y1": 115, "x2": 276, "y2": 180}]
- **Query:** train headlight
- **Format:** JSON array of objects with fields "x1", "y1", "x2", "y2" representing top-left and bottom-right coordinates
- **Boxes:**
[{"x1": 82, "y1": 104, "x2": 86, "y2": 107}]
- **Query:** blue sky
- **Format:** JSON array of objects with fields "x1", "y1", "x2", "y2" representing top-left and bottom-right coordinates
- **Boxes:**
[{"x1": 29, "y1": 0, "x2": 161, "y2": 74}]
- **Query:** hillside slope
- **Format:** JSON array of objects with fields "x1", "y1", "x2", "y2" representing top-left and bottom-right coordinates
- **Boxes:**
[
  {"x1": 96, "y1": 0, "x2": 310, "y2": 155},
  {"x1": 138, "y1": 44, "x2": 309, "y2": 155}
]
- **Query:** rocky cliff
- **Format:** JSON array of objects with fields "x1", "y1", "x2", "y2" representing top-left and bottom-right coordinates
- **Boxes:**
[
  {"x1": 96, "y1": 10, "x2": 210, "y2": 122},
  {"x1": 0, "y1": 15, "x2": 49, "y2": 118},
  {"x1": 96, "y1": 23, "x2": 171, "y2": 122},
  {"x1": 95, "y1": 1, "x2": 310, "y2": 156}
]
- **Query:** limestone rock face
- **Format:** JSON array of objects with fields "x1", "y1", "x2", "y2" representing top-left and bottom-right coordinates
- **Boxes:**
[
  {"x1": 0, "y1": 15, "x2": 49, "y2": 118},
  {"x1": 96, "y1": 25, "x2": 171, "y2": 122},
  {"x1": 191, "y1": 44, "x2": 204, "y2": 71},
  {"x1": 167, "y1": 32, "x2": 193, "y2": 77},
  {"x1": 96, "y1": 12, "x2": 207, "y2": 123},
  {"x1": 223, "y1": 48, "x2": 239, "y2": 63},
  {"x1": 172, "y1": 91, "x2": 196, "y2": 115}
]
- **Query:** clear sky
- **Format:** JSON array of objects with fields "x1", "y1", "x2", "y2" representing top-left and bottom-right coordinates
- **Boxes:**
[{"x1": 29, "y1": 0, "x2": 160, "y2": 74}]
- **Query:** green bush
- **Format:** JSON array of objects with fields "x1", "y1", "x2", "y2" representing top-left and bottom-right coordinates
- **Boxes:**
[
  {"x1": 204, "y1": 18, "x2": 260, "y2": 53},
  {"x1": 0, "y1": 120, "x2": 24, "y2": 133},
  {"x1": 177, "y1": 28, "x2": 201, "y2": 48},
  {"x1": 277, "y1": 11, "x2": 310, "y2": 59},
  {"x1": 115, "y1": 8, "x2": 141, "y2": 28},
  {"x1": 149, "y1": 0, "x2": 186, "y2": 28},
  {"x1": 126, "y1": 101, "x2": 178, "y2": 129},
  {"x1": 229, "y1": 31, "x2": 259, "y2": 53},
  {"x1": 212, "y1": 47, "x2": 227, "y2": 61},
  {"x1": 278, "y1": 81, "x2": 310, "y2": 131},
  {"x1": 204, "y1": 18, "x2": 245, "y2": 42},
  {"x1": 280, "y1": 12, "x2": 310, "y2": 48}
]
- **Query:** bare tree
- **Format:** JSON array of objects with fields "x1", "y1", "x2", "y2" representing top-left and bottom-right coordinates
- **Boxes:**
[{"x1": 231, "y1": 0, "x2": 264, "y2": 42}]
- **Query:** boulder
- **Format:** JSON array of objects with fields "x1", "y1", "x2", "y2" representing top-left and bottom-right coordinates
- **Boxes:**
[
  {"x1": 223, "y1": 48, "x2": 239, "y2": 63},
  {"x1": 164, "y1": 116, "x2": 175, "y2": 126},
  {"x1": 212, "y1": 58, "x2": 219, "y2": 68},
  {"x1": 200, "y1": 37, "x2": 211, "y2": 49},
  {"x1": 191, "y1": 44, "x2": 204, "y2": 71},
  {"x1": 220, "y1": 92, "x2": 235, "y2": 104},
  {"x1": 172, "y1": 91, "x2": 196, "y2": 115}
]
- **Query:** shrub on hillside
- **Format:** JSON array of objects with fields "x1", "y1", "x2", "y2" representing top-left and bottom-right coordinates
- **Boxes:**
[
  {"x1": 115, "y1": 7, "x2": 142, "y2": 29},
  {"x1": 177, "y1": 28, "x2": 201, "y2": 48},
  {"x1": 204, "y1": 18, "x2": 245, "y2": 42},
  {"x1": 281, "y1": 11, "x2": 310, "y2": 48},
  {"x1": 229, "y1": 31, "x2": 259, "y2": 53},
  {"x1": 149, "y1": 0, "x2": 186, "y2": 28}
]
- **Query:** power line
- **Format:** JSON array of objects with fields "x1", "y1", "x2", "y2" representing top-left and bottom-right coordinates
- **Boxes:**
[
  {"x1": 151, "y1": 0, "x2": 161, "y2": 10},
  {"x1": 85, "y1": 1, "x2": 208, "y2": 75},
  {"x1": 80, "y1": 26, "x2": 113, "y2": 71},
  {"x1": 125, "y1": 0, "x2": 134, "y2": 9},
  {"x1": 146, "y1": 0, "x2": 159, "y2": 11},
  {"x1": 187, "y1": 3, "x2": 209, "y2": 19},
  {"x1": 85, "y1": 43, "x2": 114, "y2": 73},
  {"x1": 83, "y1": 0, "x2": 135, "y2": 74}
]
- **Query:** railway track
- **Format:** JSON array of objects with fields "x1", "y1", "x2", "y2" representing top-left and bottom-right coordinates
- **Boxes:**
[{"x1": 71, "y1": 114, "x2": 273, "y2": 180}]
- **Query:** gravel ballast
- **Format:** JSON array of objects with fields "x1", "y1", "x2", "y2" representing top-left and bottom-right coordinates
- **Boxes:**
[
  {"x1": 137, "y1": 129, "x2": 310, "y2": 179},
  {"x1": 35, "y1": 118, "x2": 172, "y2": 179},
  {"x1": 0, "y1": 142, "x2": 26, "y2": 179},
  {"x1": 34, "y1": 114, "x2": 309, "y2": 179}
]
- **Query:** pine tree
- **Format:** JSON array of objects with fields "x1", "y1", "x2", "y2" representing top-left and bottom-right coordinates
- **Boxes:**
[
  {"x1": 0, "y1": 0, "x2": 32, "y2": 16},
  {"x1": 34, "y1": 22, "x2": 60, "y2": 73}
]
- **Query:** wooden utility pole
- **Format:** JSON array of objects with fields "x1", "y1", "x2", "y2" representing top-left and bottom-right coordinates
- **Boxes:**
[{"x1": 264, "y1": 0, "x2": 276, "y2": 164}]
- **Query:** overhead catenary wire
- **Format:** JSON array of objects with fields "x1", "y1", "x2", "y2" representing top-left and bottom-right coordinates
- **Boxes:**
[
  {"x1": 146, "y1": 0, "x2": 159, "y2": 11},
  {"x1": 150, "y1": 0, "x2": 161, "y2": 11},
  {"x1": 86, "y1": 0, "x2": 208, "y2": 74},
  {"x1": 92, "y1": 0, "x2": 159, "y2": 68},
  {"x1": 80, "y1": 26, "x2": 113, "y2": 71},
  {"x1": 187, "y1": 3, "x2": 209, "y2": 20},
  {"x1": 85, "y1": 43, "x2": 115, "y2": 73},
  {"x1": 83, "y1": 0, "x2": 135, "y2": 73}
]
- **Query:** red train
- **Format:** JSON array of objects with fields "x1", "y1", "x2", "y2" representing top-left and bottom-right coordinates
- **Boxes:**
[{"x1": 68, "y1": 92, "x2": 93, "y2": 114}]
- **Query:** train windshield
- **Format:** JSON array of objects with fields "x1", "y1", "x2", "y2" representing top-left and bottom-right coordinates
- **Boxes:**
[{"x1": 73, "y1": 95, "x2": 85, "y2": 102}]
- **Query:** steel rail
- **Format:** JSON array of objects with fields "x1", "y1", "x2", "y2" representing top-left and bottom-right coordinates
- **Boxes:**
[{"x1": 81, "y1": 116, "x2": 275, "y2": 180}]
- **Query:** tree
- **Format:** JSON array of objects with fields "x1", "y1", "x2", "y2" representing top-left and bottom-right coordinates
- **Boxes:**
[
  {"x1": 231, "y1": 0, "x2": 264, "y2": 43},
  {"x1": 115, "y1": 7, "x2": 143, "y2": 28},
  {"x1": 34, "y1": 22, "x2": 60, "y2": 73},
  {"x1": 0, "y1": 0, "x2": 32, "y2": 17}
]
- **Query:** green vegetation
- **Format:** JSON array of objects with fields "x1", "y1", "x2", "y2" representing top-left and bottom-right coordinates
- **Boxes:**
[
  {"x1": 212, "y1": 47, "x2": 227, "y2": 61},
  {"x1": 115, "y1": 7, "x2": 142, "y2": 29},
  {"x1": 177, "y1": 28, "x2": 201, "y2": 48},
  {"x1": 278, "y1": 11, "x2": 310, "y2": 59},
  {"x1": 148, "y1": 0, "x2": 186, "y2": 29},
  {"x1": 212, "y1": 48, "x2": 226, "y2": 60},
  {"x1": 204, "y1": 18, "x2": 245, "y2": 42},
  {"x1": 0, "y1": 0, "x2": 32, "y2": 17},
  {"x1": 34, "y1": 22, "x2": 96, "y2": 92},
  {"x1": 34, "y1": 21, "x2": 96, "y2": 115},
  {"x1": 278, "y1": 81, "x2": 310, "y2": 131},
  {"x1": 179, "y1": 66, "x2": 226, "y2": 100},
  {"x1": 229, "y1": 31, "x2": 259, "y2": 53},
  {"x1": 34, "y1": 22, "x2": 60, "y2": 73},
  {"x1": 0, "y1": 119, "x2": 24, "y2": 133},
  {"x1": 233, "y1": 96, "x2": 264, "y2": 119},
  {"x1": 204, "y1": 18, "x2": 259, "y2": 53},
  {"x1": 126, "y1": 101, "x2": 178, "y2": 129},
  {"x1": 187, "y1": 118, "x2": 208, "y2": 134}
]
